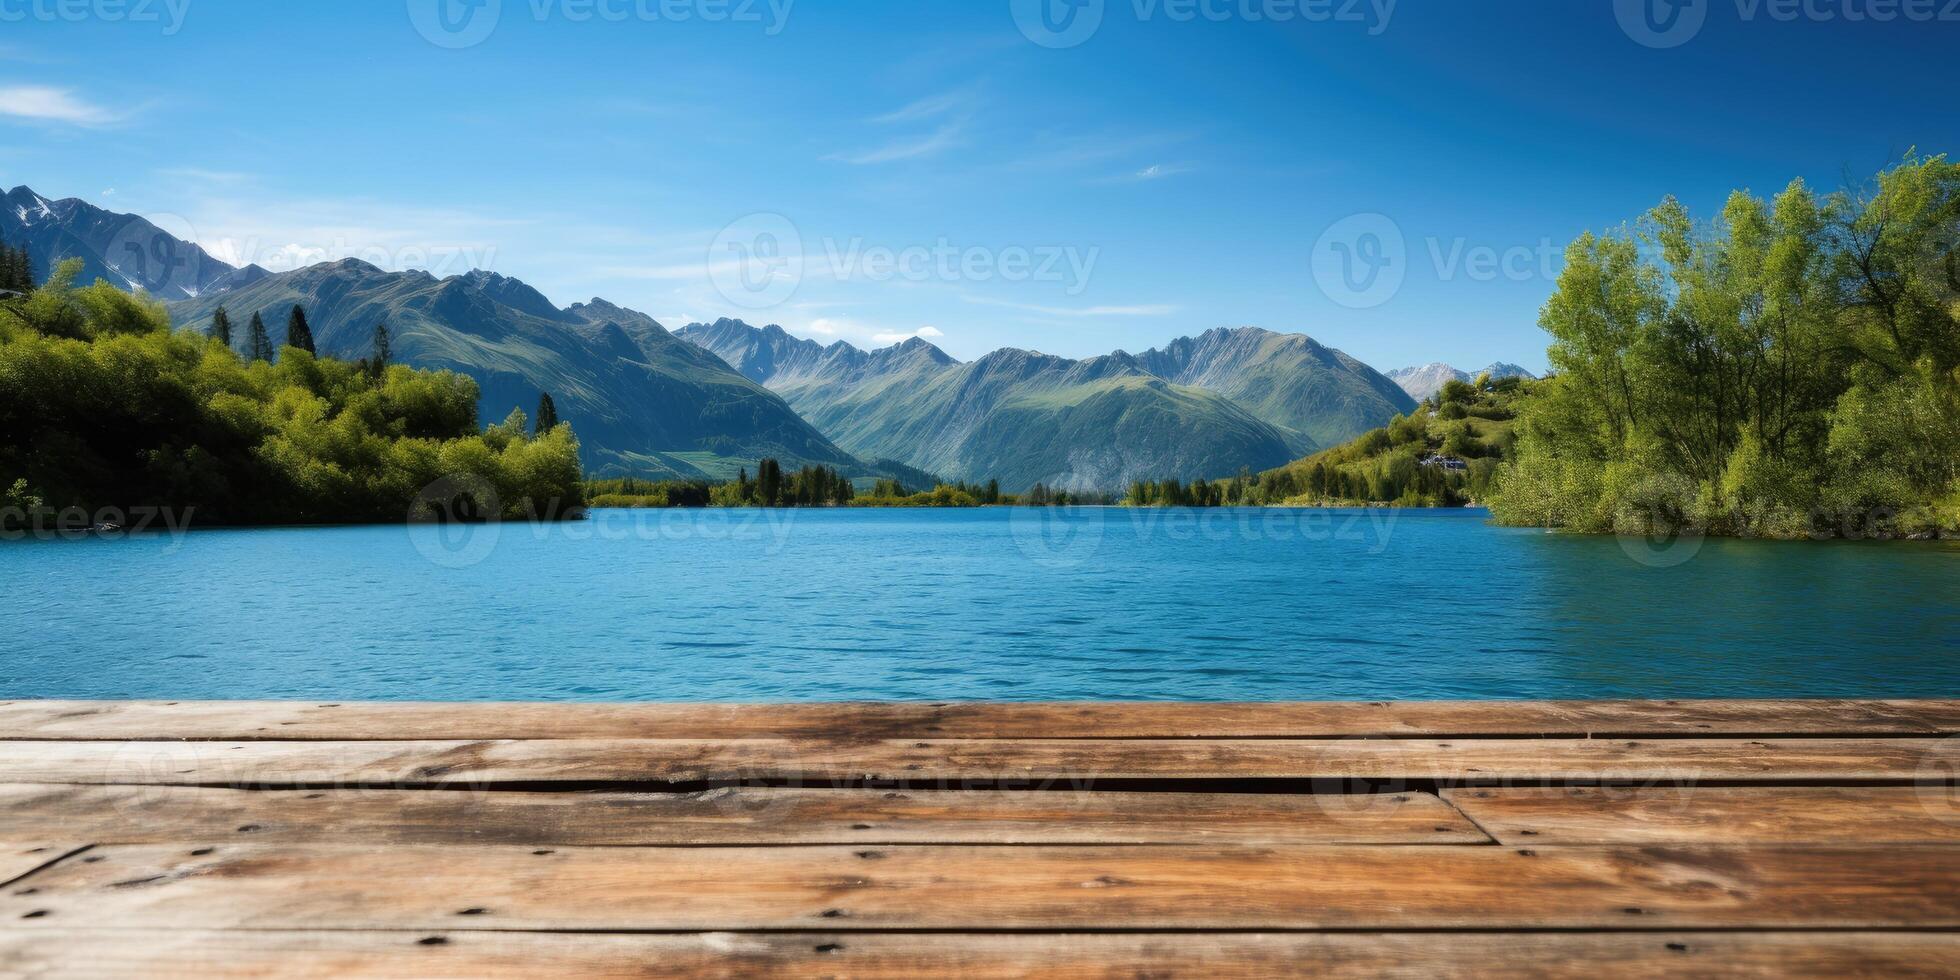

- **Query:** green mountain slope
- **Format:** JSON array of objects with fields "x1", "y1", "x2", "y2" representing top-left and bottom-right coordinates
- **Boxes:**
[
  {"x1": 166, "y1": 263, "x2": 860, "y2": 478},
  {"x1": 1133, "y1": 326, "x2": 1417, "y2": 450},
  {"x1": 677, "y1": 321, "x2": 1300, "y2": 491}
]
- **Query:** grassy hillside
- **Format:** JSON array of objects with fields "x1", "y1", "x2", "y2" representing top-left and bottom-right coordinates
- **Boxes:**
[{"x1": 1128, "y1": 373, "x2": 1528, "y2": 507}]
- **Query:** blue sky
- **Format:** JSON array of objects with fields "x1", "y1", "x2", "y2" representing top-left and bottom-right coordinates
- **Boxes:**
[{"x1": 2, "y1": 0, "x2": 1955, "y2": 372}]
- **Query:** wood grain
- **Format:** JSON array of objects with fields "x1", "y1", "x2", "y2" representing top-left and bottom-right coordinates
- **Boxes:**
[
  {"x1": 1446, "y1": 786, "x2": 1960, "y2": 845},
  {"x1": 4, "y1": 843, "x2": 1954, "y2": 931},
  {"x1": 3, "y1": 930, "x2": 1956, "y2": 980},
  {"x1": 0, "y1": 736, "x2": 1940, "y2": 785},
  {"x1": 1, "y1": 699, "x2": 1950, "y2": 741},
  {"x1": 0, "y1": 783, "x2": 1486, "y2": 846},
  {"x1": 0, "y1": 842, "x2": 82, "y2": 888}
]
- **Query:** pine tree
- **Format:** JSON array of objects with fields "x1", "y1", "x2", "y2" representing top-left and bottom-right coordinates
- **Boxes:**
[
  {"x1": 535, "y1": 392, "x2": 559, "y2": 435},
  {"x1": 757, "y1": 458, "x2": 782, "y2": 507},
  {"x1": 0, "y1": 241, "x2": 29, "y2": 293},
  {"x1": 370, "y1": 322, "x2": 391, "y2": 376},
  {"x1": 285, "y1": 305, "x2": 316, "y2": 355},
  {"x1": 210, "y1": 306, "x2": 234, "y2": 348},
  {"x1": 247, "y1": 312, "x2": 275, "y2": 362}
]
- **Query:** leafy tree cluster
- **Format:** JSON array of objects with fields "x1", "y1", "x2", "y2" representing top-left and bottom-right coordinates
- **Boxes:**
[
  {"x1": 1488, "y1": 155, "x2": 1960, "y2": 538},
  {"x1": 0, "y1": 259, "x2": 584, "y2": 525},
  {"x1": 0, "y1": 237, "x2": 34, "y2": 294}
]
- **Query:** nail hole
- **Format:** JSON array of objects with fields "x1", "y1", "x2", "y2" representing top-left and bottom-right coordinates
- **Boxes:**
[
  {"x1": 851, "y1": 824, "x2": 873, "y2": 830},
  {"x1": 814, "y1": 943, "x2": 844, "y2": 955},
  {"x1": 190, "y1": 848, "x2": 214, "y2": 856},
  {"x1": 532, "y1": 849, "x2": 555, "y2": 856},
  {"x1": 1666, "y1": 942, "x2": 1689, "y2": 952},
  {"x1": 456, "y1": 908, "x2": 489, "y2": 916},
  {"x1": 236, "y1": 825, "x2": 261, "y2": 833},
  {"x1": 417, "y1": 936, "x2": 448, "y2": 946},
  {"x1": 21, "y1": 910, "x2": 49, "y2": 919},
  {"x1": 820, "y1": 908, "x2": 848, "y2": 918}
]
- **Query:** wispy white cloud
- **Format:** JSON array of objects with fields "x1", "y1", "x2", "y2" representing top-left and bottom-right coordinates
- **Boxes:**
[
  {"x1": 831, "y1": 121, "x2": 967, "y2": 165},
  {"x1": 1094, "y1": 163, "x2": 1193, "y2": 184},
  {"x1": 965, "y1": 296, "x2": 1177, "y2": 317},
  {"x1": 0, "y1": 86, "x2": 119, "y2": 126},
  {"x1": 870, "y1": 90, "x2": 972, "y2": 125}
]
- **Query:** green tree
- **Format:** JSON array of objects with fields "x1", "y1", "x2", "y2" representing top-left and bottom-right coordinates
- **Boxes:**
[
  {"x1": 535, "y1": 391, "x2": 559, "y2": 435},
  {"x1": 209, "y1": 305, "x2": 233, "y2": 348},
  {"x1": 285, "y1": 304, "x2": 316, "y2": 355},
  {"x1": 247, "y1": 312, "x2": 275, "y2": 362},
  {"x1": 369, "y1": 321, "x2": 391, "y2": 376}
]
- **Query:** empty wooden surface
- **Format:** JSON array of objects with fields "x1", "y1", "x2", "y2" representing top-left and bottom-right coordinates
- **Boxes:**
[
  {"x1": 0, "y1": 736, "x2": 1944, "y2": 786},
  {"x1": 0, "y1": 700, "x2": 1953, "y2": 978},
  {"x1": 7, "y1": 930, "x2": 1957, "y2": 980}
]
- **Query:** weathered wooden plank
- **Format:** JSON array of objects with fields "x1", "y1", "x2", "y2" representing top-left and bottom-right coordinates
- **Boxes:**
[
  {"x1": 2, "y1": 930, "x2": 1956, "y2": 980},
  {"x1": 0, "y1": 783, "x2": 1485, "y2": 846},
  {"x1": 1446, "y1": 786, "x2": 1960, "y2": 846},
  {"x1": 0, "y1": 699, "x2": 1950, "y2": 741},
  {"x1": 4, "y1": 843, "x2": 1954, "y2": 930},
  {"x1": 0, "y1": 843, "x2": 83, "y2": 888},
  {"x1": 0, "y1": 737, "x2": 1939, "y2": 786}
]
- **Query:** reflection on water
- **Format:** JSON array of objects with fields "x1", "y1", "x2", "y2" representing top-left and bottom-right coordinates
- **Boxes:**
[{"x1": 2, "y1": 508, "x2": 1954, "y2": 701}]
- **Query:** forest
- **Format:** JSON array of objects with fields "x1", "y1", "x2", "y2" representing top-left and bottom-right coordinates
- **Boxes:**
[{"x1": 0, "y1": 258, "x2": 584, "y2": 527}]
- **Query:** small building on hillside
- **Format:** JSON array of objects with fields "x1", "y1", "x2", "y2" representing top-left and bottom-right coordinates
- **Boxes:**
[{"x1": 1419, "y1": 453, "x2": 1469, "y2": 472}]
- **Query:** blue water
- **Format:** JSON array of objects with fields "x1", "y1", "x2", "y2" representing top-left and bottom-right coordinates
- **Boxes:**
[{"x1": 2, "y1": 508, "x2": 1955, "y2": 701}]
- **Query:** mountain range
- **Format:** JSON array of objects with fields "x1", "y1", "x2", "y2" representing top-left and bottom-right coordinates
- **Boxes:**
[
  {"x1": 7, "y1": 186, "x2": 1489, "y2": 490},
  {"x1": 1387, "y1": 362, "x2": 1538, "y2": 401},
  {"x1": 676, "y1": 320, "x2": 1414, "y2": 491}
]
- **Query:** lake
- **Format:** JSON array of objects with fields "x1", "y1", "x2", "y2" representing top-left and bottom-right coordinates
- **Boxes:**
[{"x1": 2, "y1": 507, "x2": 1955, "y2": 701}]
